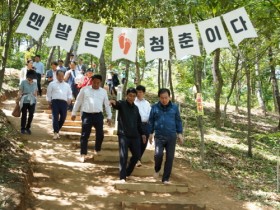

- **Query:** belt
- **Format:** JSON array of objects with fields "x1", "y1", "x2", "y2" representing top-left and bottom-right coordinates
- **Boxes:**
[
  {"x1": 84, "y1": 112, "x2": 102, "y2": 115},
  {"x1": 52, "y1": 99, "x2": 66, "y2": 102},
  {"x1": 141, "y1": 122, "x2": 148, "y2": 125}
]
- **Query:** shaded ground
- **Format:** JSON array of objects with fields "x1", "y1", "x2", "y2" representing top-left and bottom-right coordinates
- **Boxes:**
[
  {"x1": 0, "y1": 68, "x2": 278, "y2": 209},
  {"x1": 0, "y1": 98, "x2": 275, "y2": 210}
]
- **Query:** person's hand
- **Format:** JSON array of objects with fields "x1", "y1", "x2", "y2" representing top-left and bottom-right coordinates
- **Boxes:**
[
  {"x1": 142, "y1": 135, "x2": 147, "y2": 144},
  {"x1": 177, "y1": 133, "x2": 184, "y2": 145},
  {"x1": 16, "y1": 96, "x2": 21, "y2": 103},
  {"x1": 109, "y1": 100, "x2": 116, "y2": 106},
  {"x1": 48, "y1": 102, "x2": 52, "y2": 109},
  {"x1": 71, "y1": 115, "x2": 76, "y2": 121},
  {"x1": 148, "y1": 134, "x2": 154, "y2": 144},
  {"x1": 67, "y1": 99, "x2": 72, "y2": 105},
  {"x1": 107, "y1": 119, "x2": 112, "y2": 126}
]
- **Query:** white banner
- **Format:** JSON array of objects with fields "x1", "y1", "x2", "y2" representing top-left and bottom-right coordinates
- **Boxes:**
[
  {"x1": 47, "y1": 14, "x2": 80, "y2": 52},
  {"x1": 16, "y1": 2, "x2": 53, "y2": 41},
  {"x1": 197, "y1": 17, "x2": 230, "y2": 55},
  {"x1": 222, "y1": 7, "x2": 257, "y2": 46},
  {"x1": 112, "y1": 27, "x2": 138, "y2": 62},
  {"x1": 77, "y1": 22, "x2": 107, "y2": 58},
  {"x1": 145, "y1": 28, "x2": 169, "y2": 62},
  {"x1": 171, "y1": 24, "x2": 201, "y2": 59}
]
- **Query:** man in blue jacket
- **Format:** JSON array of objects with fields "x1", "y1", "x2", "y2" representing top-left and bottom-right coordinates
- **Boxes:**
[{"x1": 148, "y1": 88, "x2": 184, "y2": 184}]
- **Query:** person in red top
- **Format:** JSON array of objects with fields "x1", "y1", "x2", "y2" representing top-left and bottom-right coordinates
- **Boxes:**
[{"x1": 78, "y1": 69, "x2": 94, "y2": 89}]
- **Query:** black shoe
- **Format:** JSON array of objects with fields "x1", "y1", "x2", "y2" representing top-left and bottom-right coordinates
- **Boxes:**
[
  {"x1": 26, "y1": 129, "x2": 31, "y2": 135},
  {"x1": 21, "y1": 129, "x2": 26, "y2": 134}
]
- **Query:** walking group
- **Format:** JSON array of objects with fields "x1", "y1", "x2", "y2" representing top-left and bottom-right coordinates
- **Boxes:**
[{"x1": 16, "y1": 50, "x2": 184, "y2": 184}]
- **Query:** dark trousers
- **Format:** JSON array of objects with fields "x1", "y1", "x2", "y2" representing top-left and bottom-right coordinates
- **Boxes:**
[
  {"x1": 118, "y1": 135, "x2": 140, "y2": 180},
  {"x1": 154, "y1": 134, "x2": 177, "y2": 182},
  {"x1": 36, "y1": 73, "x2": 42, "y2": 96},
  {"x1": 80, "y1": 112, "x2": 104, "y2": 155},
  {"x1": 139, "y1": 123, "x2": 149, "y2": 160},
  {"x1": 68, "y1": 85, "x2": 79, "y2": 111},
  {"x1": 21, "y1": 103, "x2": 36, "y2": 130},
  {"x1": 51, "y1": 99, "x2": 68, "y2": 133}
]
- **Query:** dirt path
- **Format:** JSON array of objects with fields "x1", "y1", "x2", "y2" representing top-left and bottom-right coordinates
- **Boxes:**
[{"x1": 1, "y1": 98, "x2": 270, "y2": 210}]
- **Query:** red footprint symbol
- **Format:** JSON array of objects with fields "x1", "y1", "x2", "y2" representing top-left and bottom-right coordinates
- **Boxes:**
[
  {"x1": 123, "y1": 38, "x2": 131, "y2": 55},
  {"x1": 119, "y1": 33, "x2": 125, "y2": 49},
  {"x1": 118, "y1": 33, "x2": 131, "y2": 55}
]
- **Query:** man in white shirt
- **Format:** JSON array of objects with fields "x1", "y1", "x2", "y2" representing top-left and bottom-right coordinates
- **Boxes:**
[
  {"x1": 71, "y1": 74, "x2": 112, "y2": 163},
  {"x1": 33, "y1": 55, "x2": 45, "y2": 96},
  {"x1": 46, "y1": 70, "x2": 72, "y2": 140},
  {"x1": 134, "y1": 85, "x2": 151, "y2": 167}
]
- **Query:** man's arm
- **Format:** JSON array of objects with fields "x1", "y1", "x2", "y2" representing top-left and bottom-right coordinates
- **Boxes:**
[{"x1": 72, "y1": 87, "x2": 83, "y2": 116}]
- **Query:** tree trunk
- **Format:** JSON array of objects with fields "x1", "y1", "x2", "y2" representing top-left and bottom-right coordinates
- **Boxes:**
[
  {"x1": 158, "y1": 58, "x2": 162, "y2": 90},
  {"x1": 57, "y1": 46, "x2": 61, "y2": 60},
  {"x1": 235, "y1": 75, "x2": 242, "y2": 112},
  {"x1": 99, "y1": 50, "x2": 106, "y2": 88},
  {"x1": 212, "y1": 49, "x2": 223, "y2": 128},
  {"x1": 46, "y1": 46, "x2": 56, "y2": 70},
  {"x1": 193, "y1": 56, "x2": 205, "y2": 165},
  {"x1": 255, "y1": 54, "x2": 266, "y2": 116},
  {"x1": 122, "y1": 61, "x2": 130, "y2": 99},
  {"x1": 135, "y1": 60, "x2": 140, "y2": 85},
  {"x1": 223, "y1": 52, "x2": 240, "y2": 125},
  {"x1": 245, "y1": 61, "x2": 252, "y2": 157},
  {"x1": 269, "y1": 46, "x2": 280, "y2": 129},
  {"x1": 0, "y1": 0, "x2": 25, "y2": 92},
  {"x1": 168, "y1": 60, "x2": 174, "y2": 101},
  {"x1": 161, "y1": 60, "x2": 164, "y2": 88}
]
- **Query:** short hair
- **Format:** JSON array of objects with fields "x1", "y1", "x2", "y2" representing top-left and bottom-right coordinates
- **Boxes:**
[
  {"x1": 58, "y1": 59, "x2": 64, "y2": 63},
  {"x1": 56, "y1": 70, "x2": 65, "y2": 76},
  {"x1": 51, "y1": 61, "x2": 58, "y2": 66},
  {"x1": 26, "y1": 70, "x2": 36, "y2": 79},
  {"x1": 126, "y1": 87, "x2": 137, "y2": 95},
  {"x1": 158, "y1": 88, "x2": 170, "y2": 97},
  {"x1": 92, "y1": 74, "x2": 102, "y2": 81},
  {"x1": 35, "y1": 55, "x2": 40, "y2": 58},
  {"x1": 70, "y1": 61, "x2": 77, "y2": 65},
  {"x1": 136, "y1": 85, "x2": 146, "y2": 93},
  {"x1": 26, "y1": 59, "x2": 33, "y2": 65}
]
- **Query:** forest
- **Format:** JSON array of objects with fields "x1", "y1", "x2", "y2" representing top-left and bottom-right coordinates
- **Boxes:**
[{"x1": 1, "y1": 0, "x2": 280, "y2": 207}]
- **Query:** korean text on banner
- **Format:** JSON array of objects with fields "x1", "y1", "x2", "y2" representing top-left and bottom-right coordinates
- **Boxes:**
[
  {"x1": 47, "y1": 14, "x2": 80, "y2": 52},
  {"x1": 144, "y1": 28, "x2": 169, "y2": 62},
  {"x1": 222, "y1": 7, "x2": 258, "y2": 46},
  {"x1": 77, "y1": 22, "x2": 107, "y2": 58},
  {"x1": 16, "y1": 2, "x2": 53, "y2": 41},
  {"x1": 171, "y1": 24, "x2": 201, "y2": 59},
  {"x1": 197, "y1": 17, "x2": 230, "y2": 55}
]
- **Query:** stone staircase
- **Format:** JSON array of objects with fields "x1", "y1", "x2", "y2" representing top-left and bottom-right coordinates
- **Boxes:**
[{"x1": 33, "y1": 96, "x2": 204, "y2": 209}]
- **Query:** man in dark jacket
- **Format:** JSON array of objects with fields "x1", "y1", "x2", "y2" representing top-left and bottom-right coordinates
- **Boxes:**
[
  {"x1": 148, "y1": 88, "x2": 184, "y2": 184},
  {"x1": 110, "y1": 88, "x2": 146, "y2": 182}
]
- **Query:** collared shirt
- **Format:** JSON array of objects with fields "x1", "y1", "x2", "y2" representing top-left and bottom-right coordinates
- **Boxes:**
[
  {"x1": 57, "y1": 65, "x2": 67, "y2": 72},
  {"x1": 72, "y1": 86, "x2": 112, "y2": 119},
  {"x1": 134, "y1": 98, "x2": 151, "y2": 123},
  {"x1": 19, "y1": 80, "x2": 37, "y2": 104},
  {"x1": 33, "y1": 61, "x2": 44, "y2": 75},
  {"x1": 65, "y1": 69, "x2": 81, "y2": 84},
  {"x1": 46, "y1": 80, "x2": 72, "y2": 102},
  {"x1": 46, "y1": 70, "x2": 58, "y2": 82}
]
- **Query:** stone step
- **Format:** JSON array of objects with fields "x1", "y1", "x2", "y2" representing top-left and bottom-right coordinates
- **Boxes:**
[
  {"x1": 60, "y1": 126, "x2": 111, "y2": 133},
  {"x1": 94, "y1": 150, "x2": 153, "y2": 163},
  {"x1": 121, "y1": 202, "x2": 206, "y2": 210},
  {"x1": 105, "y1": 165, "x2": 156, "y2": 177},
  {"x1": 70, "y1": 141, "x2": 119, "y2": 150},
  {"x1": 60, "y1": 132, "x2": 118, "y2": 141},
  {"x1": 63, "y1": 120, "x2": 82, "y2": 126},
  {"x1": 115, "y1": 182, "x2": 188, "y2": 193},
  {"x1": 44, "y1": 110, "x2": 81, "y2": 115}
]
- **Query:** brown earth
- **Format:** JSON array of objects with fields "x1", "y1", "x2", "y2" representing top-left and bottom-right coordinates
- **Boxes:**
[{"x1": 0, "y1": 96, "x2": 273, "y2": 210}]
